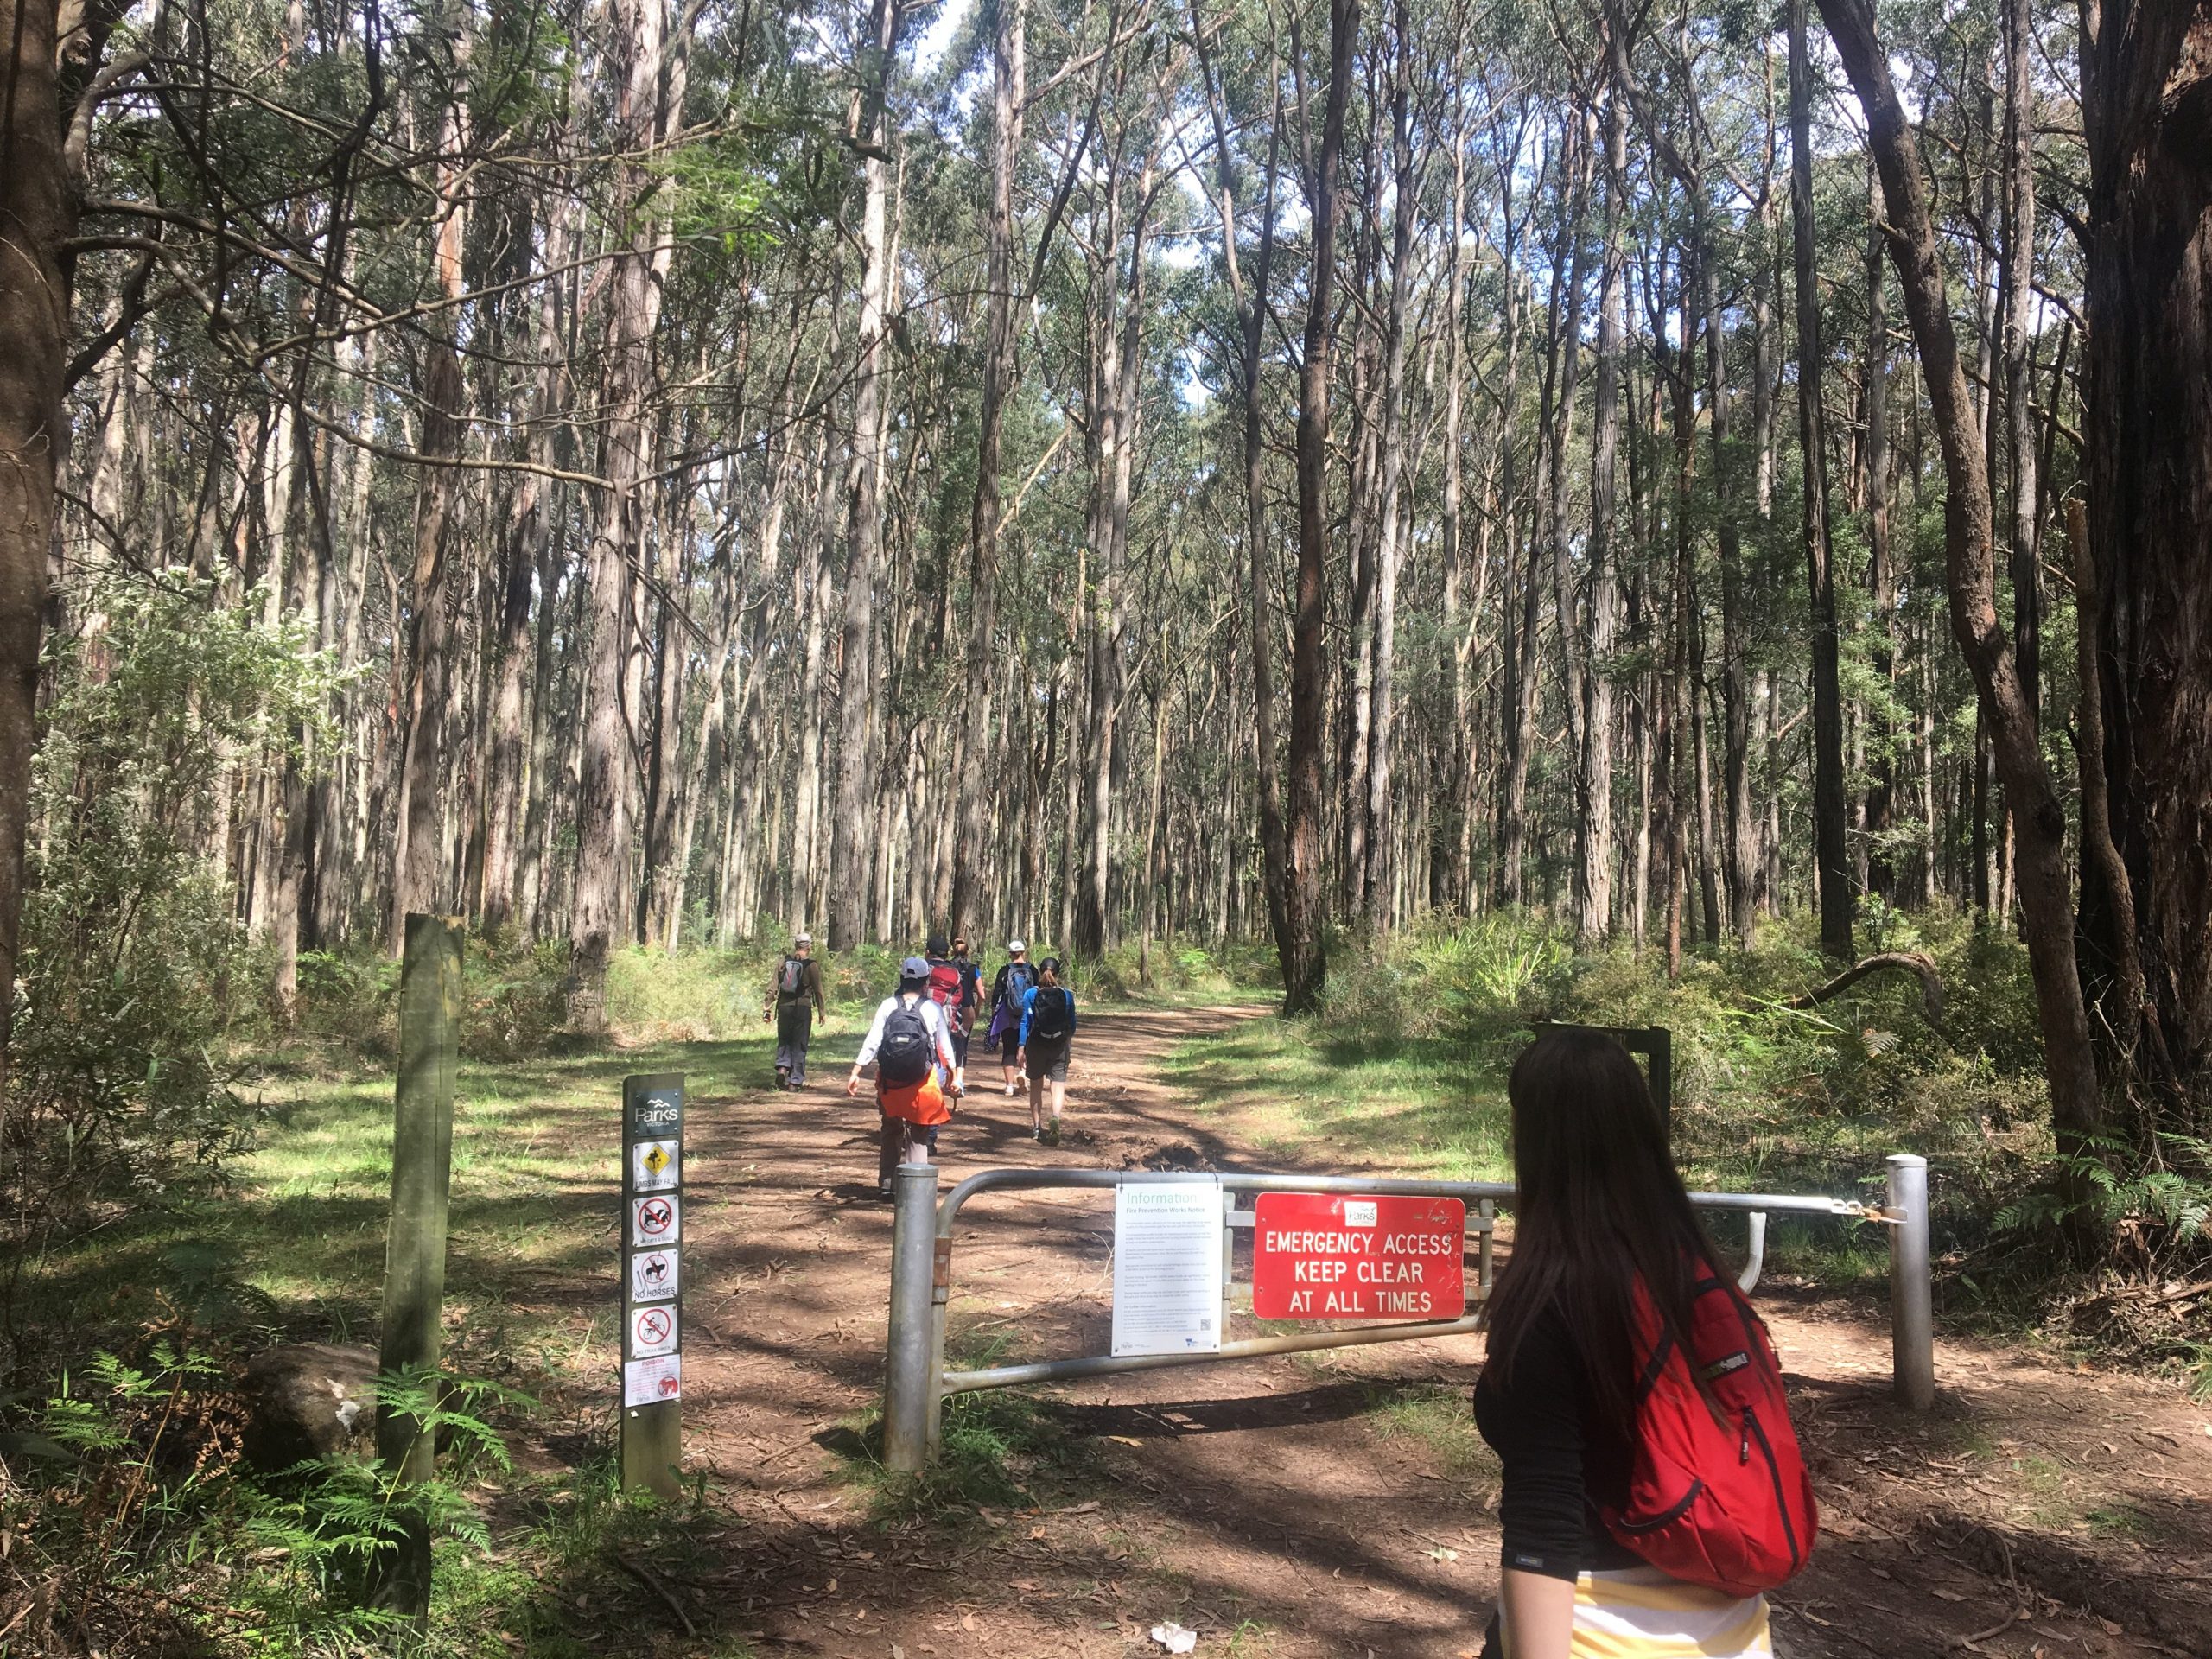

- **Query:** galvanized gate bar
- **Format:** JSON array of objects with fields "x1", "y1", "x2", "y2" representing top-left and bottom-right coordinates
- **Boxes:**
[{"x1": 883, "y1": 1160, "x2": 1934, "y2": 1473}]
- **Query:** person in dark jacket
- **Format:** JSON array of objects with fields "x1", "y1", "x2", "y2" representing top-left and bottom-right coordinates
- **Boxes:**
[
  {"x1": 765, "y1": 932, "x2": 829, "y2": 1089},
  {"x1": 1472, "y1": 1030, "x2": 1774, "y2": 1659}
]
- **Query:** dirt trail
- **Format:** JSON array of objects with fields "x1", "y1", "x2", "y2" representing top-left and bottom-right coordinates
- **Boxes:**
[{"x1": 574, "y1": 1005, "x2": 2212, "y2": 1659}]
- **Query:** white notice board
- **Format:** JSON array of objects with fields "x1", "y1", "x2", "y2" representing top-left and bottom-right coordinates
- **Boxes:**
[{"x1": 1111, "y1": 1180, "x2": 1225, "y2": 1357}]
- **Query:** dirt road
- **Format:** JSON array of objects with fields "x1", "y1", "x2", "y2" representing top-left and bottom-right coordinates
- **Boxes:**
[{"x1": 560, "y1": 1004, "x2": 2212, "y2": 1659}]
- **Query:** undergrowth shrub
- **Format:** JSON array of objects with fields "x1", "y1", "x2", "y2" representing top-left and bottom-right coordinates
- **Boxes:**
[
  {"x1": 4, "y1": 575, "x2": 344, "y2": 1351},
  {"x1": 0, "y1": 1343, "x2": 518, "y2": 1656}
]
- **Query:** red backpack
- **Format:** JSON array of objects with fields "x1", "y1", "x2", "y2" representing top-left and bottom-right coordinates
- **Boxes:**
[
  {"x1": 1599, "y1": 1271, "x2": 1818, "y2": 1597},
  {"x1": 926, "y1": 960, "x2": 967, "y2": 1035}
]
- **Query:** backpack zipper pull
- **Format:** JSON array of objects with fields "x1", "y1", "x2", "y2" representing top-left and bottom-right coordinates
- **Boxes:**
[{"x1": 1739, "y1": 1408, "x2": 1752, "y2": 1465}]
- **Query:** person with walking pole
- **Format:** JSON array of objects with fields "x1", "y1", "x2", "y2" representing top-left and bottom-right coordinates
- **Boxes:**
[
  {"x1": 765, "y1": 931, "x2": 828, "y2": 1090},
  {"x1": 1472, "y1": 1028, "x2": 1816, "y2": 1659},
  {"x1": 848, "y1": 956, "x2": 963, "y2": 1198},
  {"x1": 1017, "y1": 957, "x2": 1077, "y2": 1145}
]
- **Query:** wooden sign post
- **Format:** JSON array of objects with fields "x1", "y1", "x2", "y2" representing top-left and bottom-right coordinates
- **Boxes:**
[{"x1": 620, "y1": 1073, "x2": 684, "y2": 1498}]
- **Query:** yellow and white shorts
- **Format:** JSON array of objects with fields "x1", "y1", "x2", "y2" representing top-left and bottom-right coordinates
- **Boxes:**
[{"x1": 1565, "y1": 1566, "x2": 1771, "y2": 1658}]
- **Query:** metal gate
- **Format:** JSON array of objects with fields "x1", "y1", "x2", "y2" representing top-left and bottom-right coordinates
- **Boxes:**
[{"x1": 881, "y1": 1155, "x2": 1933, "y2": 1471}]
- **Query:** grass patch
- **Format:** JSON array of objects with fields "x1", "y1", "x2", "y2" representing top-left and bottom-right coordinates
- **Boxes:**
[
  {"x1": 829, "y1": 1337, "x2": 1109, "y2": 1522},
  {"x1": 1358, "y1": 1381, "x2": 1497, "y2": 1483}
]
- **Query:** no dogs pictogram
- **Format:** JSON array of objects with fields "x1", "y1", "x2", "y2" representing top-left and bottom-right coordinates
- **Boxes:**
[{"x1": 631, "y1": 1193, "x2": 679, "y2": 1244}]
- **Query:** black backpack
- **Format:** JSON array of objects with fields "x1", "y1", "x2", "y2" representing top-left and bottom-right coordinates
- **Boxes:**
[
  {"x1": 1031, "y1": 986, "x2": 1073, "y2": 1044},
  {"x1": 779, "y1": 957, "x2": 805, "y2": 996},
  {"x1": 1001, "y1": 962, "x2": 1035, "y2": 1009},
  {"x1": 877, "y1": 997, "x2": 935, "y2": 1085}
]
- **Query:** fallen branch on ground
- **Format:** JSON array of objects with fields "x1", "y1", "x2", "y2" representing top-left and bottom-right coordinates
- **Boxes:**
[{"x1": 1786, "y1": 951, "x2": 1945, "y2": 1032}]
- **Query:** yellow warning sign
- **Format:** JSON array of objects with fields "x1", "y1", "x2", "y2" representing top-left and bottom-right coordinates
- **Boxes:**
[{"x1": 630, "y1": 1138, "x2": 678, "y2": 1193}]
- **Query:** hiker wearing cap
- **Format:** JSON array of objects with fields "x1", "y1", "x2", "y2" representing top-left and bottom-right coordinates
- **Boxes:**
[
  {"x1": 848, "y1": 955, "x2": 963, "y2": 1198},
  {"x1": 987, "y1": 940, "x2": 1038, "y2": 1096},
  {"x1": 1018, "y1": 957, "x2": 1077, "y2": 1144},
  {"x1": 766, "y1": 932, "x2": 829, "y2": 1090}
]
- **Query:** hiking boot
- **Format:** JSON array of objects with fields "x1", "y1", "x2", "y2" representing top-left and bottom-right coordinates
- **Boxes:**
[
  {"x1": 775, "y1": 1067, "x2": 791, "y2": 1090},
  {"x1": 1032, "y1": 1126, "x2": 1045, "y2": 1142},
  {"x1": 1046, "y1": 1120, "x2": 1063, "y2": 1147}
]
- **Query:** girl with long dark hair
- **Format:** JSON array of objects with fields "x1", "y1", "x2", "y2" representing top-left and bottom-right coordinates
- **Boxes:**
[{"x1": 1475, "y1": 1028, "x2": 1806, "y2": 1658}]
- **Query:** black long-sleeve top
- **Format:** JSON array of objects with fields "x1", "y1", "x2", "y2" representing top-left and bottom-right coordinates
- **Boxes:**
[{"x1": 1473, "y1": 1301, "x2": 1643, "y2": 1582}]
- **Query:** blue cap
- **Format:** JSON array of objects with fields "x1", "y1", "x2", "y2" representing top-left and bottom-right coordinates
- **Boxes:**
[{"x1": 899, "y1": 956, "x2": 930, "y2": 980}]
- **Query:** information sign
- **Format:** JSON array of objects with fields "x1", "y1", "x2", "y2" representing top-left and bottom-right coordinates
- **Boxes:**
[
  {"x1": 620, "y1": 1074, "x2": 684, "y2": 1497},
  {"x1": 1111, "y1": 1180, "x2": 1225, "y2": 1357},
  {"x1": 1251, "y1": 1192, "x2": 1466, "y2": 1321},
  {"x1": 624, "y1": 1353, "x2": 682, "y2": 1408}
]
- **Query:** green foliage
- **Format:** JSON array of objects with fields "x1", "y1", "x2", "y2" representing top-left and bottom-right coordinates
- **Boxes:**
[
  {"x1": 3, "y1": 1342, "x2": 517, "y2": 1656},
  {"x1": 6, "y1": 575, "x2": 346, "y2": 1274}
]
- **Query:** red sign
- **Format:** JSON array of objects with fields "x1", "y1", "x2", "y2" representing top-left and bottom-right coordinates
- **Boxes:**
[{"x1": 1251, "y1": 1192, "x2": 1466, "y2": 1321}]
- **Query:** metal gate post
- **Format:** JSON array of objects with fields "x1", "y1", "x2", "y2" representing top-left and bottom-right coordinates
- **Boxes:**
[
  {"x1": 884, "y1": 1160, "x2": 941, "y2": 1472},
  {"x1": 1886, "y1": 1154, "x2": 1935, "y2": 1410}
]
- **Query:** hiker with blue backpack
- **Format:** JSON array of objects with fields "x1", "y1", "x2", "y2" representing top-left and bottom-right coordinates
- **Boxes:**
[
  {"x1": 986, "y1": 941, "x2": 1038, "y2": 1096},
  {"x1": 1016, "y1": 957, "x2": 1077, "y2": 1145},
  {"x1": 846, "y1": 956, "x2": 963, "y2": 1199},
  {"x1": 1472, "y1": 1028, "x2": 1815, "y2": 1659}
]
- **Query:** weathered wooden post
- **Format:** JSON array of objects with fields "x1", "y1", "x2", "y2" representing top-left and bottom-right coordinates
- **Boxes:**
[{"x1": 373, "y1": 913, "x2": 462, "y2": 1628}]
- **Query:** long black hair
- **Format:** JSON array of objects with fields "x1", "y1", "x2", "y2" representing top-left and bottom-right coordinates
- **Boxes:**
[{"x1": 1484, "y1": 1028, "x2": 1722, "y2": 1433}]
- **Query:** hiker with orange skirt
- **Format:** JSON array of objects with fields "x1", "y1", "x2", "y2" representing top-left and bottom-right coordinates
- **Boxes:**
[{"x1": 846, "y1": 955, "x2": 963, "y2": 1199}]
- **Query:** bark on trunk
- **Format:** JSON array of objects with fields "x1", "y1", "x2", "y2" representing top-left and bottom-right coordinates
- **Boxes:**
[
  {"x1": 1284, "y1": 0, "x2": 1357, "y2": 1013},
  {"x1": 1791, "y1": 0, "x2": 1853, "y2": 960},
  {"x1": 567, "y1": 0, "x2": 669, "y2": 1027},
  {"x1": 828, "y1": 0, "x2": 904, "y2": 950},
  {"x1": 2077, "y1": 5, "x2": 2212, "y2": 1108}
]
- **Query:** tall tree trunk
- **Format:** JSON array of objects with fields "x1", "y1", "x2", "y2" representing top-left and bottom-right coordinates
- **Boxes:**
[
  {"x1": 1195, "y1": 0, "x2": 1290, "y2": 969},
  {"x1": 949, "y1": 0, "x2": 1021, "y2": 942},
  {"x1": 828, "y1": 0, "x2": 904, "y2": 950},
  {"x1": 1863, "y1": 162, "x2": 1898, "y2": 900},
  {"x1": 1284, "y1": 0, "x2": 1357, "y2": 1014},
  {"x1": 1791, "y1": 0, "x2": 1853, "y2": 959},
  {"x1": 2077, "y1": 6, "x2": 2212, "y2": 1103},
  {"x1": 567, "y1": 0, "x2": 669, "y2": 1027},
  {"x1": 1363, "y1": 0, "x2": 1417, "y2": 932},
  {"x1": 0, "y1": 0, "x2": 86, "y2": 1096},
  {"x1": 1817, "y1": 0, "x2": 2105, "y2": 1235},
  {"x1": 1580, "y1": 90, "x2": 1626, "y2": 943}
]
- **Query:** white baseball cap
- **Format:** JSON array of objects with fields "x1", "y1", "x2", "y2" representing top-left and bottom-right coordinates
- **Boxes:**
[{"x1": 1007, "y1": 938, "x2": 1027, "y2": 954}]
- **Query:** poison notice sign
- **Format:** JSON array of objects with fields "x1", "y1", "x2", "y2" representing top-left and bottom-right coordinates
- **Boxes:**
[{"x1": 1250, "y1": 1192, "x2": 1466, "y2": 1321}]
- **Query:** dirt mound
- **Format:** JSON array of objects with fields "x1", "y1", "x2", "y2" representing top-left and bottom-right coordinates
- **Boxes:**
[{"x1": 1124, "y1": 1141, "x2": 1217, "y2": 1173}]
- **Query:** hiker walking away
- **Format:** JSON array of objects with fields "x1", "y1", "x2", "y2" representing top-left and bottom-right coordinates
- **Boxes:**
[
  {"x1": 766, "y1": 932, "x2": 829, "y2": 1090},
  {"x1": 1472, "y1": 1029, "x2": 1815, "y2": 1659},
  {"x1": 847, "y1": 956, "x2": 963, "y2": 1199},
  {"x1": 987, "y1": 940, "x2": 1037, "y2": 1096},
  {"x1": 948, "y1": 934, "x2": 985, "y2": 1070},
  {"x1": 1017, "y1": 957, "x2": 1077, "y2": 1144},
  {"x1": 922, "y1": 932, "x2": 979, "y2": 1074}
]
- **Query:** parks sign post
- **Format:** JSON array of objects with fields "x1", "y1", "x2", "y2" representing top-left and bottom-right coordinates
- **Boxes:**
[{"x1": 622, "y1": 1073, "x2": 684, "y2": 1497}]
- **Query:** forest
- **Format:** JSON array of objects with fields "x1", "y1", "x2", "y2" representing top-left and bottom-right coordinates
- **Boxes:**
[
  {"x1": 4, "y1": 0, "x2": 2212, "y2": 1648},
  {"x1": 3, "y1": 0, "x2": 2211, "y2": 1227}
]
